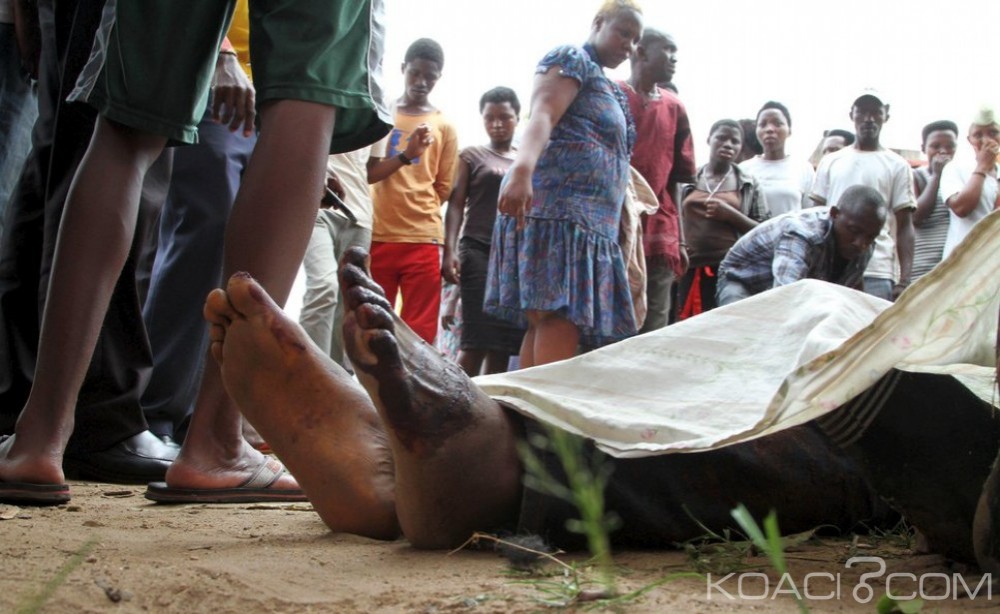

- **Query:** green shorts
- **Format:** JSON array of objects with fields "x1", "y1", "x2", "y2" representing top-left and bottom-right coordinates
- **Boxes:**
[{"x1": 69, "y1": 0, "x2": 391, "y2": 153}]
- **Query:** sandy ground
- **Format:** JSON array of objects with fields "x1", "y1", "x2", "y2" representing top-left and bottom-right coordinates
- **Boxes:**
[{"x1": 2, "y1": 482, "x2": 999, "y2": 613}]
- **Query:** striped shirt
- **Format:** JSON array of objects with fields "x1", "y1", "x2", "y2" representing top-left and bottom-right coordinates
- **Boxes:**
[
  {"x1": 911, "y1": 167, "x2": 950, "y2": 280},
  {"x1": 717, "y1": 208, "x2": 872, "y2": 295}
]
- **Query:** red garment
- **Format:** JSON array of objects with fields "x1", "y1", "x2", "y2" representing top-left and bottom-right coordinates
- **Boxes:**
[
  {"x1": 369, "y1": 242, "x2": 442, "y2": 344},
  {"x1": 620, "y1": 84, "x2": 697, "y2": 275}
]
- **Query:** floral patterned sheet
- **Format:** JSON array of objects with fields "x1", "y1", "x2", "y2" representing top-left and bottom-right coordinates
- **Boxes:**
[{"x1": 476, "y1": 210, "x2": 1000, "y2": 458}]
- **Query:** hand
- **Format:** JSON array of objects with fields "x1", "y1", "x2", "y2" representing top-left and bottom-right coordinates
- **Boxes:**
[
  {"x1": 326, "y1": 172, "x2": 345, "y2": 200},
  {"x1": 211, "y1": 53, "x2": 256, "y2": 136},
  {"x1": 441, "y1": 313, "x2": 457, "y2": 331},
  {"x1": 498, "y1": 166, "x2": 533, "y2": 230},
  {"x1": 403, "y1": 124, "x2": 434, "y2": 160},
  {"x1": 976, "y1": 137, "x2": 999, "y2": 171},
  {"x1": 929, "y1": 153, "x2": 951, "y2": 176},
  {"x1": 700, "y1": 198, "x2": 735, "y2": 221},
  {"x1": 677, "y1": 244, "x2": 690, "y2": 276},
  {"x1": 441, "y1": 247, "x2": 460, "y2": 284}
]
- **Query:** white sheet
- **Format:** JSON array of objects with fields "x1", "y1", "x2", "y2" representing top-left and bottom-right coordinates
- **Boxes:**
[{"x1": 476, "y1": 209, "x2": 1000, "y2": 458}]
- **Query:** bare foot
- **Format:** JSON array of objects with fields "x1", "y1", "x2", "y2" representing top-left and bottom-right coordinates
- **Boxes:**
[
  {"x1": 202, "y1": 272, "x2": 398, "y2": 539},
  {"x1": 339, "y1": 248, "x2": 523, "y2": 548}
]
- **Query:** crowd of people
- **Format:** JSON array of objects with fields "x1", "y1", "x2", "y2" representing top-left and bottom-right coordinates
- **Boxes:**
[{"x1": 0, "y1": 0, "x2": 998, "y2": 574}]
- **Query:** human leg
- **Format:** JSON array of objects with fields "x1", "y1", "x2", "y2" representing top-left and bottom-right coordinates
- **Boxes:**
[
  {"x1": 141, "y1": 110, "x2": 256, "y2": 440},
  {"x1": 201, "y1": 272, "x2": 397, "y2": 536},
  {"x1": 0, "y1": 23, "x2": 38, "y2": 228},
  {"x1": 523, "y1": 310, "x2": 579, "y2": 368},
  {"x1": 165, "y1": 99, "x2": 333, "y2": 492},
  {"x1": 0, "y1": 118, "x2": 167, "y2": 487},
  {"x1": 340, "y1": 247, "x2": 523, "y2": 548},
  {"x1": 639, "y1": 259, "x2": 675, "y2": 333},
  {"x1": 299, "y1": 211, "x2": 340, "y2": 356}
]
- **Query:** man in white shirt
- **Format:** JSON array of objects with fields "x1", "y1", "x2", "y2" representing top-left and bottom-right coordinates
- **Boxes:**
[
  {"x1": 940, "y1": 106, "x2": 1000, "y2": 257},
  {"x1": 810, "y1": 89, "x2": 916, "y2": 301}
]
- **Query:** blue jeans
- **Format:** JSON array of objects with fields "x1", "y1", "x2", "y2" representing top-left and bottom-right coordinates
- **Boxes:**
[
  {"x1": 862, "y1": 276, "x2": 894, "y2": 302},
  {"x1": 0, "y1": 23, "x2": 39, "y2": 235}
]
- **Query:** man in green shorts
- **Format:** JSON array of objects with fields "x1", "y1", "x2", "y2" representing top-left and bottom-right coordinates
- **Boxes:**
[{"x1": 0, "y1": 0, "x2": 392, "y2": 503}]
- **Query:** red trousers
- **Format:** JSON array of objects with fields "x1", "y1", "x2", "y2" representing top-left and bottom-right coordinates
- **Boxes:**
[{"x1": 369, "y1": 242, "x2": 441, "y2": 344}]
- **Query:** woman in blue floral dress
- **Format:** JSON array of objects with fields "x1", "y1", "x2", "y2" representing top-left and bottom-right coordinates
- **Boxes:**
[{"x1": 485, "y1": 0, "x2": 642, "y2": 368}]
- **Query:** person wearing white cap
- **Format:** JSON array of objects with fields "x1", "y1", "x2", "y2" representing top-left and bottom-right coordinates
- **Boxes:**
[
  {"x1": 809, "y1": 88, "x2": 916, "y2": 301},
  {"x1": 940, "y1": 105, "x2": 1000, "y2": 258}
]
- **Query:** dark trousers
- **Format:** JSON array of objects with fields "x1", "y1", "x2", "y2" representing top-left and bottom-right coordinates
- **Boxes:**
[
  {"x1": 0, "y1": 0, "x2": 171, "y2": 453},
  {"x1": 141, "y1": 108, "x2": 256, "y2": 439}
]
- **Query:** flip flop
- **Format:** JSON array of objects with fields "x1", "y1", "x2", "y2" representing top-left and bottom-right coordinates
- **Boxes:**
[
  {"x1": 0, "y1": 480, "x2": 71, "y2": 505},
  {"x1": 144, "y1": 458, "x2": 307, "y2": 504},
  {"x1": 0, "y1": 435, "x2": 71, "y2": 505}
]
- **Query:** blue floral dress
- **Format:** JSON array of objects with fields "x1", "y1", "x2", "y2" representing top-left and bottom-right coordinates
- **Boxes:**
[{"x1": 484, "y1": 43, "x2": 636, "y2": 347}]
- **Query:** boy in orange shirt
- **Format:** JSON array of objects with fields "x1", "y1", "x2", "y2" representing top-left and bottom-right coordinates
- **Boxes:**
[{"x1": 369, "y1": 38, "x2": 458, "y2": 344}]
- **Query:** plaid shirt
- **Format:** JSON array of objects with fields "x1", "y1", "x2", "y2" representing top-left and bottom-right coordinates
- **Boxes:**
[{"x1": 717, "y1": 208, "x2": 871, "y2": 294}]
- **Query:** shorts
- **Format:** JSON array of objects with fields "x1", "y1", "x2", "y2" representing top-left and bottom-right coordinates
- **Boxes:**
[{"x1": 69, "y1": 0, "x2": 391, "y2": 153}]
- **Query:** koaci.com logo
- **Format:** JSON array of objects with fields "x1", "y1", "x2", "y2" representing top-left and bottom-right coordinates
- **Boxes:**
[{"x1": 706, "y1": 556, "x2": 993, "y2": 603}]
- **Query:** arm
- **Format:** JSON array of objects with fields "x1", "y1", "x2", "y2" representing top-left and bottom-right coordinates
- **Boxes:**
[
  {"x1": 497, "y1": 68, "x2": 581, "y2": 228},
  {"x1": 946, "y1": 143, "x2": 998, "y2": 217},
  {"x1": 433, "y1": 124, "x2": 459, "y2": 205},
  {"x1": 442, "y1": 158, "x2": 471, "y2": 284},
  {"x1": 211, "y1": 42, "x2": 256, "y2": 136},
  {"x1": 913, "y1": 161, "x2": 947, "y2": 226},
  {"x1": 893, "y1": 207, "x2": 915, "y2": 297},
  {"x1": 13, "y1": 0, "x2": 40, "y2": 79},
  {"x1": 366, "y1": 124, "x2": 433, "y2": 184},
  {"x1": 809, "y1": 157, "x2": 831, "y2": 206},
  {"x1": 771, "y1": 234, "x2": 812, "y2": 287}
]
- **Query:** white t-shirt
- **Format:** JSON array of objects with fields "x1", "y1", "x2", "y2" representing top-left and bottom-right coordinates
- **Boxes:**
[
  {"x1": 739, "y1": 156, "x2": 815, "y2": 216},
  {"x1": 326, "y1": 145, "x2": 374, "y2": 230},
  {"x1": 811, "y1": 146, "x2": 915, "y2": 280},
  {"x1": 940, "y1": 159, "x2": 998, "y2": 258}
]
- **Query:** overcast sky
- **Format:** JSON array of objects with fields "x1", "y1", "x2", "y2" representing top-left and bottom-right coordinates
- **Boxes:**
[{"x1": 380, "y1": 0, "x2": 998, "y2": 163}]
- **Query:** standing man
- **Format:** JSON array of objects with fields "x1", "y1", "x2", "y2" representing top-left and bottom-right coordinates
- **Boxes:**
[
  {"x1": 940, "y1": 106, "x2": 999, "y2": 258},
  {"x1": 368, "y1": 38, "x2": 458, "y2": 345},
  {"x1": 811, "y1": 89, "x2": 916, "y2": 301},
  {"x1": 619, "y1": 28, "x2": 696, "y2": 332}
]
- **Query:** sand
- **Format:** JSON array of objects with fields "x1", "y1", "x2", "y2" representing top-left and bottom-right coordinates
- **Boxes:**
[{"x1": 1, "y1": 481, "x2": 997, "y2": 613}]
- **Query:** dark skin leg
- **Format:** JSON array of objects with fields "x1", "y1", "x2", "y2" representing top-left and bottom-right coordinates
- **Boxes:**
[
  {"x1": 203, "y1": 273, "x2": 398, "y2": 539},
  {"x1": 166, "y1": 100, "x2": 334, "y2": 492},
  {"x1": 339, "y1": 248, "x2": 524, "y2": 549},
  {"x1": 457, "y1": 349, "x2": 510, "y2": 376},
  {"x1": 0, "y1": 119, "x2": 165, "y2": 486}
]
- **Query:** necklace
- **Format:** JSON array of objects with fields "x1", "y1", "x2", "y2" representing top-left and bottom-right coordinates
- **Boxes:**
[
  {"x1": 702, "y1": 166, "x2": 733, "y2": 200},
  {"x1": 623, "y1": 80, "x2": 660, "y2": 105}
]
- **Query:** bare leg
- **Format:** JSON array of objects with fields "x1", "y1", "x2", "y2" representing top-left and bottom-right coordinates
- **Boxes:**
[
  {"x1": 204, "y1": 273, "x2": 397, "y2": 538},
  {"x1": 340, "y1": 248, "x2": 523, "y2": 548},
  {"x1": 483, "y1": 351, "x2": 512, "y2": 375},
  {"x1": 456, "y1": 349, "x2": 485, "y2": 376},
  {"x1": 523, "y1": 310, "x2": 579, "y2": 368},
  {"x1": 165, "y1": 100, "x2": 334, "y2": 492},
  {"x1": 0, "y1": 120, "x2": 165, "y2": 487}
]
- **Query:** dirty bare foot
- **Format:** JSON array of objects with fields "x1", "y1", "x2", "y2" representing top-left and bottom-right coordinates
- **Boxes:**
[
  {"x1": 203, "y1": 272, "x2": 398, "y2": 539},
  {"x1": 339, "y1": 247, "x2": 523, "y2": 548}
]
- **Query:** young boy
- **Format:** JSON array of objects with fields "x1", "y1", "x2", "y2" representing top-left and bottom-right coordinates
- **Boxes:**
[
  {"x1": 368, "y1": 38, "x2": 459, "y2": 345},
  {"x1": 677, "y1": 119, "x2": 770, "y2": 318},
  {"x1": 911, "y1": 120, "x2": 958, "y2": 281},
  {"x1": 442, "y1": 86, "x2": 523, "y2": 376}
]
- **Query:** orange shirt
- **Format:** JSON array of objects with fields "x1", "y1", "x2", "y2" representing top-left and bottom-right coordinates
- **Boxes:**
[{"x1": 371, "y1": 110, "x2": 458, "y2": 244}]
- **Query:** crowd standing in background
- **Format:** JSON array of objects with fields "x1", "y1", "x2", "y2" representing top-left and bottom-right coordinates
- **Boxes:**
[{"x1": 0, "y1": 0, "x2": 998, "y2": 576}]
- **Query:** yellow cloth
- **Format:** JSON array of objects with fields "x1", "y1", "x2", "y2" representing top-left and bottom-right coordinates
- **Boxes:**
[
  {"x1": 371, "y1": 110, "x2": 459, "y2": 244},
  {"x1": 226, "y1": 0, "x2": 252, "y2": 80}
]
